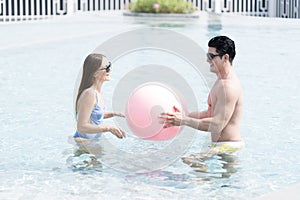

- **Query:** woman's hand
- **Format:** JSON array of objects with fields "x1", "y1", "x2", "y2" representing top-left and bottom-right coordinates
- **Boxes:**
[
  {"x1": 113, "y1": 112, "x2": 125, "y2": 118},
  {"x1": 105, "y1": 112, "x2": 125, "y2": 119},
  {"x1": 106, "y1": 125, "x2": 126, "y2": 139}
]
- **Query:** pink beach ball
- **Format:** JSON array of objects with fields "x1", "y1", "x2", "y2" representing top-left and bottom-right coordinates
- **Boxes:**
[{"x1": 125, "y1": 83, "x2": 184, "y2": 141}]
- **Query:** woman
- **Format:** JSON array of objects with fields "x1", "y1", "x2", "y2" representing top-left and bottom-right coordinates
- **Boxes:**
[{"x1": 73, "y1": 53, "x2": 126, "y2": 143}]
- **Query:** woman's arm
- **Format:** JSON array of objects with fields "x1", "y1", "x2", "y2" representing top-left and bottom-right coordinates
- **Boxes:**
[
  {"x1": 104, "y1": 112, "x2": 125, "y2": 119},
  {"x1": 76, "y1": 89, "x2": 126, "y2": 138},
  {"x1": 77, "y1": 89, "x2": 109, "y2": 133}
]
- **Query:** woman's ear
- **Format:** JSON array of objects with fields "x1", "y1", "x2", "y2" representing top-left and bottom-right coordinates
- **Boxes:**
[
  {"x1": 93, "y1": 70, "x2": 100, "y2": 78},
  {"x1": 92, "y1": 72, "x2": 98, "y2": 81}
]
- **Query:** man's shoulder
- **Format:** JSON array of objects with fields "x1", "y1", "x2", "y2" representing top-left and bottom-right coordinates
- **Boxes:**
[
  {"x1": 214, "y1": 79, "x2": 233, "y2": 90},
  {"x1": 217, "y1": 77, "x2": 241, "y2": 89},
  {"x1": 214, "y1": 79, "x2": 241, "y2": 99}
]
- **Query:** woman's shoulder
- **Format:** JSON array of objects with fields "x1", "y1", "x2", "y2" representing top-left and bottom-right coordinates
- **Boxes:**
[{"x1": 79, "y1": 88, "x2": 96, "y2": 102}]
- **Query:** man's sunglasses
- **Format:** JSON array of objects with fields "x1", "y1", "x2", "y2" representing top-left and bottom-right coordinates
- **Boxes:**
[
  {"x1": 100, "y1": 62, "x2": 111, "y2": 72},
  {"x1": 206, "y1": 53, "x2": 222, "y2": 61}
]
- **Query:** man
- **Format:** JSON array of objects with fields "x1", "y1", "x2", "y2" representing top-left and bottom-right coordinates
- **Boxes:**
[{"x1": 161, "y1": 36, "x2": 244, "y2": 155}]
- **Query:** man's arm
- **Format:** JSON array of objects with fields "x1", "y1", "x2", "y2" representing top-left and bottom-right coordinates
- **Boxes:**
[
  {"x1": 180, "y1": 82, "x2": 238, "y2": 133},
  {"x1": 187, "y1": 110, "x2": 209, "y2": 119},
  {"x1": 205, "y1": 82, "x2": 238, "y2": 133}
]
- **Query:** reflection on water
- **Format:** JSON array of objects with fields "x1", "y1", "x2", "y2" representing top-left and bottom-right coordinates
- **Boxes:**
[
  {"x1": 1, "y1": 10, "x2": 300, "y2": 199},
  {"x1": 66, "y1": 136, "x2": 240, "y2": 181},
  {"x1": 126, "y1": 170, "x2": 194, "y2": 189},
  {"x1": 126, "y1": 16, "x2": 195, "y2": 28},
  {"x1": 183, "y1": 150, "x2": 241, "y2": 178},
  {"x1": 67, "y1": 153, "x2": 102, "y2": 173},
  {"x1": 66, "y1": 138, "x2": 103, "y2": 173},
  {"x1": 207, "y1": 13, "x2": 222, "y2": 37},
  {"x1": 150, "y1": 23, "x2": 186, "y2": 28},
  {"x1": 66, "y1": 140, "x2": 196, "y2": 189}
]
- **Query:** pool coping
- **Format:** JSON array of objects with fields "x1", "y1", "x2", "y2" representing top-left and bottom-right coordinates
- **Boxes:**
[{"x1": 123, "y1": 11, "x2": 200, "y2": 18}]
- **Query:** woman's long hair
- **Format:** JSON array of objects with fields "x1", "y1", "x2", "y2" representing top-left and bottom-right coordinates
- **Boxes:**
[{"x1": 75, "y1": 53, "x2": 104, "y2": 115}]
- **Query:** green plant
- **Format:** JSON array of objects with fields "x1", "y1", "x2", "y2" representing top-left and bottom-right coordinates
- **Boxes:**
[{"x1": 129, "y1": 0, "x2": 195, "y2": 14}]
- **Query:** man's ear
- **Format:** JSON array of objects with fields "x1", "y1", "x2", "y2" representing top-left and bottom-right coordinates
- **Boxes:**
[{"x1": 224, "y1": 53, "x2": 230, "y2": 62}]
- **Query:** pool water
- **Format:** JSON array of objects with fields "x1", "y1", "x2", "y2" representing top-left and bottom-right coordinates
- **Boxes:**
[{"x1": 1, "y1": 11, "x2": 300, "y2": 199}]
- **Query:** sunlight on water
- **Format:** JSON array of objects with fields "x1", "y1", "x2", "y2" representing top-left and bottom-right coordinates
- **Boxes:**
[{"x1": 1, "y1": 11, "x2": 300, "y2": 199}]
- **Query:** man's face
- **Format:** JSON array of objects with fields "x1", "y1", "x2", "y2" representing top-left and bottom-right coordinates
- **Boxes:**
[{"x1": 207, "y1": 47, "x2": 223, "y2": 73}]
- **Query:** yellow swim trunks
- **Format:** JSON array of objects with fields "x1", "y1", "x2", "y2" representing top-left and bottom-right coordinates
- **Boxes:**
[{"x1": 210, "y1": 141, "x2": 245, "y2": 154}]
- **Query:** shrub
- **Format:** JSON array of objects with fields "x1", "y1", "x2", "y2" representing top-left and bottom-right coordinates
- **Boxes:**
[{"x1": 129, "y1": 0, "x2": 195, "y2": 14}]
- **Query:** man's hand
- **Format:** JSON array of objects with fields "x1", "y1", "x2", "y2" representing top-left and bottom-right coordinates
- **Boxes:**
[{"x1": 159, "y1": 106, "x2": 184, "y2": 128}]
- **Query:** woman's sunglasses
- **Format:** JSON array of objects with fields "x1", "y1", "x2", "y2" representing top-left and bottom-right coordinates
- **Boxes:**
[{"x1": 100, "y1": 62, "x2": 111, "y2": 72}]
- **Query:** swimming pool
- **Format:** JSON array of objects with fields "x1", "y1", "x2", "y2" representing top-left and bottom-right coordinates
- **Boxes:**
[{"x1": 1, "y1": 11, "x2": 300, "y2": 199}]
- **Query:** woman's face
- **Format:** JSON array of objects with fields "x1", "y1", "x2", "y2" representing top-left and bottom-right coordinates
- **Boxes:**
[{"x1": 94, "y1": 57, "x2": 111, "y2": 82}]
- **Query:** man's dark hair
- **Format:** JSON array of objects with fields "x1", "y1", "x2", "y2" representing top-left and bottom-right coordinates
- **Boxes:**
[{"x1": 208, "y1": 36, "x2": 236, "y2": 64}]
